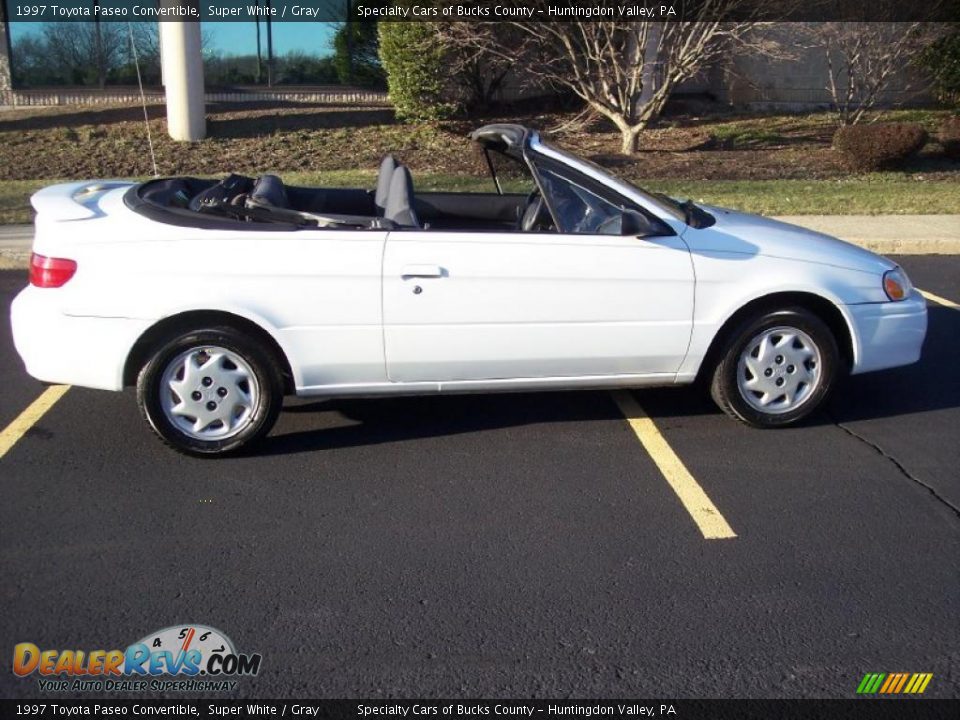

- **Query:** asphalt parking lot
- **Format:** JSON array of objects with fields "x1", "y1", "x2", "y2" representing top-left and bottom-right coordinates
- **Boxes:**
[{"x1": 1, "y1": 256, "x2": 958, "y2": 700}]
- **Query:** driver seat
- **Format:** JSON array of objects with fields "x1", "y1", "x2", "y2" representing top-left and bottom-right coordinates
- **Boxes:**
[
  {"x1": 247, "y1": 175, "x2": 291, "y2": 211},
  {"x1": 519, "y1": 192, "x2": 551, "y2": 232}
]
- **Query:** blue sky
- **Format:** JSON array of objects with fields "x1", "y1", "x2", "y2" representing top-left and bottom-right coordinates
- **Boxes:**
[
  {"x1": 201, "y1": 21, "x2": 338, "y2": 57},
  {"x1": 9, "y1": 21, "x2": 339, "y2": 58}
]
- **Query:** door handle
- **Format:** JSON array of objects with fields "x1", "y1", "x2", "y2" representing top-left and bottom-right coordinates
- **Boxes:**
[{"x1": 401, "y1": 264, "x2": 445, "y2": 279}]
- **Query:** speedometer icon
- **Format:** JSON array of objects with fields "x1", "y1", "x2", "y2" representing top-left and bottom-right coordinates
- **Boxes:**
[{"x1": 134, "y1": 624, "x2": 235, "y2": 666}]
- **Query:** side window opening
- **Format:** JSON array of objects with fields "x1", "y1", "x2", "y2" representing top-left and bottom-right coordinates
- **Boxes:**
[{"x1": 486, "y1": 148, "x2": 537, "y2": 196}]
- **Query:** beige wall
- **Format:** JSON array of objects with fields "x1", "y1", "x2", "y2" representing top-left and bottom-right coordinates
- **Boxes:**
[
  {"x1": 493, "y1": 23, "x2": 933, "y2": 111},
  {"x1": 716, "y1": 24, "x2": 931, "y2": 110}
]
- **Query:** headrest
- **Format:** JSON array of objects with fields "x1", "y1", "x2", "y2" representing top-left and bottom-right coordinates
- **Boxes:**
[
  {"x1": 384, "y1": 166, "x2": 419, "y2": 228},
  {"x1": 375, "y1": 155, "x2": 398, "y2": 210},
  {"x1": 248, "y1": 175, "x2": 290, "y2": 209}
]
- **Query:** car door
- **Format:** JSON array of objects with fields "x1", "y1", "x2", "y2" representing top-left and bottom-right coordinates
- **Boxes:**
[{"x1": 382, "y1": 221, "x2": 695, "y2": 384}]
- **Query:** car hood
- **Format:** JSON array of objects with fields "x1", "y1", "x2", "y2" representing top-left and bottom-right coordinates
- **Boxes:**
[{"x1": 690, "y1": 205, "x2": 895, "y2": 275}]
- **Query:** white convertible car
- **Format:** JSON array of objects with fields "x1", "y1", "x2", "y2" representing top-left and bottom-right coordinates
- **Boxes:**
[{"x1": 12, "y1": 124, "x2": 927, "y2": 456}]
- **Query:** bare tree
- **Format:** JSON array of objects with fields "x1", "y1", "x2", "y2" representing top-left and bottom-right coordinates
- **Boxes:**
[
  {"x1": 39, "y1": 22, "x2": 126, "y2": 87},
  {"x1": 457, "y1": 0, "x2": 770, "y2": 154},
  {"x1": 431, "y1": 22, "x2": 517, "y2": 110},
  {"x1": 0, "y1": 2, "x2": 12, "y2": 103},
  {"x1": 13, "y1": 22, "x2": 212, "y2": 88},
  {"x1": 803, "y1": 22, "x2": 939, "y2": 126}
]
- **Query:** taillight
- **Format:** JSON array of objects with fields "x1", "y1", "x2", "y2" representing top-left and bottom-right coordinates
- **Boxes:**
[{"x1": 29, "y1": 253, "x2": 77, "y2": 288}]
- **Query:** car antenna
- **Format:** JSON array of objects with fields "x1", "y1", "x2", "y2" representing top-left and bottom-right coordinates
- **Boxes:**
[{"x1": 127, "y1": 22, "x2": 160, "y2": 178}]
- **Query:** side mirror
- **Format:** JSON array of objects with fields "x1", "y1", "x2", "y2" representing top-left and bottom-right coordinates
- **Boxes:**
[{"x1": 620, "y1": 209, "x2": 654, "y2": 237}]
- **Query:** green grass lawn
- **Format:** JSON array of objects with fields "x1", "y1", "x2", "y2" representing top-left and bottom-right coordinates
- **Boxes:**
[
  {"x1": 3, "y1": 173, "x2": 957, "y2": 225},
  {"x1": 291, "y1": 173, "x2": 960, "y2": 216},
  {"x1": 0, "y1": 180, "x2": 64, "y2": 225},
  {"x1": 644, "y1": 178, "x2": 960, "y2": 215}
]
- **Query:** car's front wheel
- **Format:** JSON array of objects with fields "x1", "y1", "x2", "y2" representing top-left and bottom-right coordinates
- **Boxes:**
[
  {"x1": 136, "y1": 327, "x2": 283, "y2": 456},
  {"x1": 710, "y1": 307, "x2": 839, "y2": 428}
]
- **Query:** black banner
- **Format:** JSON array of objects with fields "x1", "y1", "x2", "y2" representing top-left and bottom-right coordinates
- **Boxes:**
[
  {"x1": 0, "y1": 700, "x2": 958, "y2": 719},
  {"x1": 2, "y1": 0, "x2": 957, "y2": 24}
]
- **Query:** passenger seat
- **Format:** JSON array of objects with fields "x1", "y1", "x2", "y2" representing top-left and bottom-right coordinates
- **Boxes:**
[
  {"x1": 384, "y1": 166, "x2": 421, "y2": 228},
  {"x1": 375, "y1": 155, "x2": 397, "y2": 215}
]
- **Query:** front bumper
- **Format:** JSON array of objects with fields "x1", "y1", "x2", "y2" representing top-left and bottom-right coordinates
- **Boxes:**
[
  {"x1": 11, "y1": 286, "x2": 152, "y2": 391},
  {"x1": 847, "y1": 290, "x2": 928, "y2": 375}
]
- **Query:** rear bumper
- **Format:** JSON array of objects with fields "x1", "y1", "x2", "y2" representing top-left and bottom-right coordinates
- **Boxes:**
[
  {"x1": 847, "y1": 291, "x2": 927, "y2": 375},
  {"x1": 11, "y1": 286, "x2": 152, "y2": 391}
]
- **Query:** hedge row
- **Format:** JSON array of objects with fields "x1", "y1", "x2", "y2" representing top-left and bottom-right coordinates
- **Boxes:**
[
  {"x1": 832, "y1": 123, "x2": 928, "y2": 172},
  {"x1": 377, "y1": 23, "x2": 457, "y2": 122},
  {"x1": 941, "y1": 116, "x2": 960, "y2": 161}
]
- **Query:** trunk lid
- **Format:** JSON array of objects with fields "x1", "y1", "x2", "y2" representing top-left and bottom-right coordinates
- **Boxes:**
[{"x1": 31, "y1": 181, "x2": 133, "y2": 222}]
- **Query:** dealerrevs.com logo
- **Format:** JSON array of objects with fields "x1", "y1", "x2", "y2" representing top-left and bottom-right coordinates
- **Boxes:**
[{"x1": 13, "y1": 624, "x2": 261, "y2": 693}]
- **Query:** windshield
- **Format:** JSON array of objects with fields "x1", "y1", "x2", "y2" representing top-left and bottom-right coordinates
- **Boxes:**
[
  {"x1": 537, "y1": 141, "x2": 687, "y2": 222},
  {"x1": 536, "y1": 166, "x2": 625, "y2": 235}
]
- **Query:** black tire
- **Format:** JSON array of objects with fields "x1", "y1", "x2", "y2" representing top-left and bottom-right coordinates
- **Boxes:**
[
  {"x1": 136, "y1": 326, "x2": 283, "y2": 456},
  {"x1": 709, "y1": 307, "x2": 839, "y2": 428}
]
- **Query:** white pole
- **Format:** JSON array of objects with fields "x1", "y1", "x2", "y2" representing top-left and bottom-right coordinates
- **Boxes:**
[
  {"x1": 159, "y1": 2, "x2": 205, "y2": 141},
  {"x1": 158, "y1": 21, "x2": 166, "y2": 87}
]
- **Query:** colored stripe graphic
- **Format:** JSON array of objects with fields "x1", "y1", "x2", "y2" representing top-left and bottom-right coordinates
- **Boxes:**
[
  {"x1": 857, "y1": 672, "x2": 932, "y2": 694},
  {"x1": 893, "y1": 673, "x2": 909, "y2": 693},
  {"x1": 857, "y1": 673, "x2": 884, "y2": 694},
  {"x1": 879, "y1": 674, "x2": 896, "y2": 693}
]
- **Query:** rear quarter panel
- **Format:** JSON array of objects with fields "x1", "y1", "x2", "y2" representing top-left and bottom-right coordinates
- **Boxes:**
[{"x1": 38, "y1": 192, "x2": 389, "y2": 389}]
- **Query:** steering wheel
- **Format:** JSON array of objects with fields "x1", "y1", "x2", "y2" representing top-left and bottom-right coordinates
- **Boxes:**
[{"x1": 520, "y1": 190, "x2": 550, "y2": 232}]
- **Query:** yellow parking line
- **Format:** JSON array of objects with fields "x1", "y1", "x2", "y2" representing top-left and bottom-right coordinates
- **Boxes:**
[
  {"x1": 919, "y1": 289, "x2": 959, "y2": 310},
  {"x1": 0, "y1": 385, "x2": 70, "y2": 460},
  {"x1": 612, "y1": 391, "x2": 736, "y2": 540}
]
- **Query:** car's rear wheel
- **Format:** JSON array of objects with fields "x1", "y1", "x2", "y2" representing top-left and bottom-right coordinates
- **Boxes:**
[
  {"x1": 136, "y1": 327, "x2": 283, "y2": 456},
  {"x1": 710, "y1": 307, "x2": 839, "y2": 428}
]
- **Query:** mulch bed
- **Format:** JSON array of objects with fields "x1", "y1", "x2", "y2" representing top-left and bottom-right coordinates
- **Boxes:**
[{"x1": 1, "y1": 102, "x2": 957, "y2": 182}]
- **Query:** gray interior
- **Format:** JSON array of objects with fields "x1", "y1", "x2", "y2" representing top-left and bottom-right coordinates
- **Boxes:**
[
  {"x1": 384, "y1": 166, "x2": 420, "y2": 228},
  {"x1": 130, "y1": 156, "x2": 532, "y2": 232}
]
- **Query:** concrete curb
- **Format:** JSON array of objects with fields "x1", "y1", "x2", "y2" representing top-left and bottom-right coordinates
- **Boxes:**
[
  {"x1": 0, "y1": 257, "x2": 26, "y2": 270},
  {"x1": 1, "y1": 216, "x2": 959, "y2": 270},
  {"x1": 772, "y1": 215, "x2": 960, "y2": 257},
  {"x1": 0, "y1": 226, "x2": 32, "y2": 269}
]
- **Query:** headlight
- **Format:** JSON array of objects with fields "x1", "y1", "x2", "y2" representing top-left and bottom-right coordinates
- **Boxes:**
[{"x1": 883, "y1": 267, "x2": 913, "y2": 301}]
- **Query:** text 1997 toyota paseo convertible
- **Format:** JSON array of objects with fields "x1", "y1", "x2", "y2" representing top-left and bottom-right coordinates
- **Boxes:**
[{"x1": 11, "y1": 125, "x2": 927, "y2": 456}]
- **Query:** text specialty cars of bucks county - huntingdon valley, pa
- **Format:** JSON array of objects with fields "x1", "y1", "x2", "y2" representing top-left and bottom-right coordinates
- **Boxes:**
[{"x1": 11, "y1": 124, "x2": 927, "y2": 456}]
